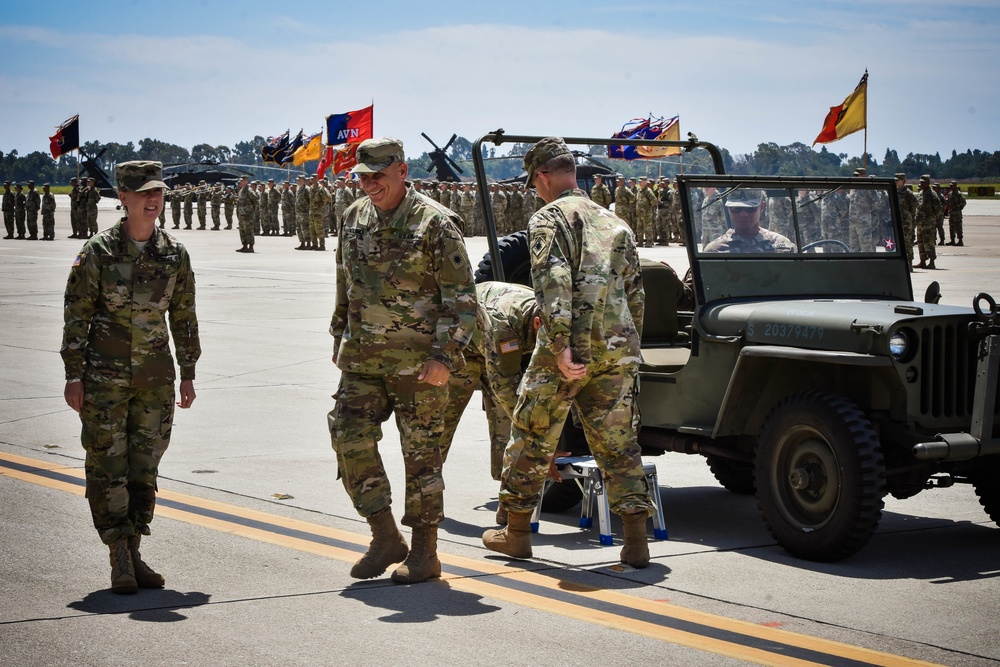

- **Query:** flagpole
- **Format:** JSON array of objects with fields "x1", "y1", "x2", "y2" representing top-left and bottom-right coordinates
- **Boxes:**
[{"x1": 862, "y1": 68, "x2": 869, "y2": 172}]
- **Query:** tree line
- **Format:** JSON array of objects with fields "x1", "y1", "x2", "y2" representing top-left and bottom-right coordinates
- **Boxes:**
[{"x1": 2, "y1": 134, "x2": 999, "y2": 185}]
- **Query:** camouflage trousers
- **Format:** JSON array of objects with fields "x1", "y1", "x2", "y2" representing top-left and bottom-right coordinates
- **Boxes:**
[
  {"x1": 237, "y1": 212, "x2": 255, "y2": 247},
  {"x1": 282, "y1": 208, "x2": 295, "y2": 235},
  {"x1": 197, "y1": 205, "x2": 207, "y2": 229},
  {"x1": 211, "y1": 206, "x2": 221, "y2": 230},
  {"x1": 69, "y1": 206, "x2": 80, "y2": 236},
  {"x1": 183, "y1": 208, "x2": 193, "y2": 229},
  {"x1": 902, "y1": 215, "x2": 915, "y2": 264},
  {"x1": 15, "y1": 209, "x2": 26, "y2": 236},
  {"x1": 635, "y1": 211, "x2": 655, "y2": 246},
  {"x1": 26, "y1": 211, "x2": 38, "y2": 237},
  {"x1": 158, "y1": 207, "x2": 165, "y2": 228},
  {"x1": 916, "y1": 219, "x2": 936, "y2": 262},
  {"x1": 42, "y1": 212, "x2": 55, "y2": 238},
  {"x1": 87, "y1": 210, "x2": 98, "y2": 235},
  {"x1": 80, "y1": 382, "x2": 175, "y2": 545},
  {"x1": 438, "y1": 357, "x2": 482, "y2": 466},
  {"x1": 171, "y1": 207, "x2": 181, "y2": 228},
  {"x1": 948, "y1": 213, "x2": 964, "y2": 242},
  {"x1": 309, "y1": 214, "x2": 325, "y2": 245},
  {"x1": 498, "y1": 347, "x2": 653, "y2": 517},
  {"x1": 328, "y1": 372, "x2": 449, "y2": 527},
  {"x1": 296, "y1": 212, "x2": 309, "y2": 243},
  {"x1": 4, "y1": 210, "x2": 13, "y2": 237}
]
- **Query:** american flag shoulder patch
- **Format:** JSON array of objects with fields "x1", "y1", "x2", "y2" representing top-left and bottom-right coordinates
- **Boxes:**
[
  {"x1": 72, "y1": 253, "x2": 84, "y2": 267},
  {"x1": 499, "y1": 338, "x2": 520, "y2": 354}
]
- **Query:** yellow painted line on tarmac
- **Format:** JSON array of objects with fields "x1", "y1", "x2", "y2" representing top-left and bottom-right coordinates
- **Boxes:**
[{"x1": 0, "y1": 451, "x2": 942, "y2": 667}]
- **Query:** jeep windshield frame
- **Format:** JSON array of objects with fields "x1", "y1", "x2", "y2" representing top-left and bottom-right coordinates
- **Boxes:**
[
  {"x1": 679, "y1": 175, "x2": 913, "y2": 305},
  {"x1": 472, "y1": 130, "x2": 726, "y2": 281}
]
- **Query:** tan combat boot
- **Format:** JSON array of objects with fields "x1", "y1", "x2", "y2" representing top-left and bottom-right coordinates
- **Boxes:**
[
  {"x1": 350, "y1": 510, "x2": 409, "y2": 579},
  {"x1": 391, "y1": 525, "x2": 442, "y2": 584},
  {"x1": 109, "y1": 539, "x2": 137, "y2": 594},
  {"x1": 619, "y1": 512, "x2": 650, "y2": 569},
  {"x1": 128, "y1": 534, "x2": 165, "y2": 588},
  {"x1": 482, "y1": 509, "x2": 532, "y2": 559}
]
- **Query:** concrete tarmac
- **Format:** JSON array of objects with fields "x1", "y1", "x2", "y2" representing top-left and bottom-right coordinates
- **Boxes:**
[{"x1": 1, "y1": 200, "x2": 999, "y2": 667}]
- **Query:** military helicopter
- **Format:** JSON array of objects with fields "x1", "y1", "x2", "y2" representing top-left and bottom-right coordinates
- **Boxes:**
[{"x1": 421, "y1": 133, "x2": 465, "y2": 182}]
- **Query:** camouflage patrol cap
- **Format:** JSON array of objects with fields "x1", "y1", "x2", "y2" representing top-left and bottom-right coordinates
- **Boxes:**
[
  {"x1": 116, "y1": 160, "x2": 167, "y2": 192},
  {"x1": 199, "y1": 180, "x2": 207, "y2": 185},
  {"x1": 949, "y1": 181, "x2": 958, "y2": 186},
  {"x1": 3, "y1": 181, "x2": 9, "y2": 186},
  {"x1": 27, "y1": 180, "x2": 34, "y2": 186},
  {"x1": 523, "y1": 137, "x2": 571, "y2": 187},
  {"x1": 352, "y1": 137, "x2": 405, "y2": 174},
  {"x1": 725, "y1": 188, "x2": 765, "y2": 208},
  {"x1": 920, "y1": 174, "x2": 931, "y2": 182},
  {"x1": 894, "y1": 173, "x2": 906, "y2": 180}
]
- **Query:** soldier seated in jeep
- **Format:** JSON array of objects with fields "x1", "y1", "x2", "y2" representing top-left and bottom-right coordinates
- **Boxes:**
[{"x1": 703, "y1": 188, "x2": 796, "y2": 253}]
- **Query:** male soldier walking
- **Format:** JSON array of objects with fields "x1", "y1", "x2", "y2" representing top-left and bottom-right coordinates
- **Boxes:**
[
  {"x1": 914, "y1": 175, "x2": 942, "y2": 270},
  {"x1": 329, "y1": 137, "x2": 477, "y2": 584},
  {"x1": 25, "y1": 180, "x2": 41, "y2": 240},
  {"x1": 61, "y1": 161, "x2": 200, "y2": 594},
  {"x1": 41, "y1": 183, "x2": 57, "y2": 240},
  {"x1": 945, "y1": 181, "x2": 966, "y2": 246},
  {"x1": 2, "y1": 181, "x2": 13, "y2": 239},
  {"x1": 482, "y1": 138, "x2": 654, "y2": 567}
]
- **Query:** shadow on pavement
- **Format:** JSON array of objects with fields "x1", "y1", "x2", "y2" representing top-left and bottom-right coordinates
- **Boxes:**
[
  {"x1": 341, "y1": 579, "x2": 501, "y2": 623},
  {"x1": 67, "y1": 589, "x2": 212, "y2": 622}
]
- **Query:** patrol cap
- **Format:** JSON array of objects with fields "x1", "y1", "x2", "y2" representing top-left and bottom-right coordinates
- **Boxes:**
[
  {"x1": 894, "y1": 172, "x2": 906, "y2": 180},
  {"x1": 116, "y1": 160, "x2": 167, "y2": 192},
  {"x1": 919, "y1": 174, "x2": 931, "y2": 181},
  {"x1": 27, "y1": 180, "x2": 34, "y2": 186},
  {"x1": 949, "y1": 180, "x2": 958, "y2": 186},
  {"x1": 523, "y1": 137, "x2": 571, "y2": 187},
  {"x1": 352, "y1": 137, "x2": 405, "y2": 174},
  {"x1": 3, "y1": 180, "x2": 9, "y2": 186},
  {"x1": 725, "y1": 188, "x2": 764, "y2": 208}
]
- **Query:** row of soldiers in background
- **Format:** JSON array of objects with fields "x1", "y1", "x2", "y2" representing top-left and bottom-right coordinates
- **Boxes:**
[
  {"x1": 2, "y1": 180, "x2": 59, "y2": 240},
  {"x1": 164, "y1": 181, "x2": 235, "y2": 231},
  {"x1": 592, "y1": 173, "x2": 686, "y2": 247},
  {"x1": 68, "y1": 177, "x2": 103, "y2": 239},
  {"x1": 895, "y1": 173, "x2": 966, "y2": 270}
]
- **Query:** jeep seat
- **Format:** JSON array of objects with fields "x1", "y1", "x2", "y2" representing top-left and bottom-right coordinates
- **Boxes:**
[{"x1": 639, "y1": 258, "x2": 691, "y2": 371}]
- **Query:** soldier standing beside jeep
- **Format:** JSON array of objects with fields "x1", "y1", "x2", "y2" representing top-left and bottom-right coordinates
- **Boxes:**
[{"x1": 482, "y1": 137, "x2": 654, "y2": 568}]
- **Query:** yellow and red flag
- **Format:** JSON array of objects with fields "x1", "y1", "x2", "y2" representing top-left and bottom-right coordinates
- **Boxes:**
[
  {"x1": 813, "y1": 71, "x2": 868, "y2": 145},
  {"x1": 333, "y1": 143, "x2": 360, "y2": 174},
  {"x1": 293, "y1": 132, "x2": 322, "y2": 166}
]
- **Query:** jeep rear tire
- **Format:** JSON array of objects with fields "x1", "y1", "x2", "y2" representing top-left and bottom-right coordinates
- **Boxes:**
[
  {"x1": 755, "y1": 391, "x2": 886, "y2": 562},
  {"x1": 706, "y1": 455, "x2": 756, "y2": 495}
]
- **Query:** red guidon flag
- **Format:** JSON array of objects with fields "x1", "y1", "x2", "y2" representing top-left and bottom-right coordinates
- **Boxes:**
[
  {"x1": 49, "y1": 115, "x2": 80, "y2": 158},
  {"x1": 333, "y1": 143, "x2": 360, "y2": 175},
  {"x1": 813, "y1": 71, "x2": 868, "y2": 145}
]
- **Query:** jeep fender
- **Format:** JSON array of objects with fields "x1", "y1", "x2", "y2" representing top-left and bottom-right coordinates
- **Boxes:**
[{"x1": 712, "y1": 346, "x2": 893, "y2": 439}]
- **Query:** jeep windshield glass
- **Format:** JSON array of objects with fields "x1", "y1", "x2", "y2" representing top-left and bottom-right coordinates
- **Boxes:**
[{"x1": 690, "y1": 181, "x2": 898, "y2": 257}]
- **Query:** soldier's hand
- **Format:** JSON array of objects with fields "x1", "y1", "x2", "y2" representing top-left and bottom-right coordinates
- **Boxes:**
[
  {"x1": 64, "y1": 381, "x2": 83, "y2": 413},
  {"x1": 177, "y1": 380, "x2": 196, "y2": 408},
  {"x1": 418, "y1": 359, "x2": 451, "y2": 387},
  {"x1": 556, "y1": 347, "x2": 586, "y2": 381},
  {"x1": 547, "y1": 450, "x2": 572, "y2": 481}
]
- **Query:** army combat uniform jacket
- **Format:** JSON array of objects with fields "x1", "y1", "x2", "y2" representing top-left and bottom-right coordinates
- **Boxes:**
[
  {"x1": 332, "y1": 187, "x2": 477, "y2": 375},
  {"x1": 61, "y1": 220, "x2": 201, "y2": 388}
]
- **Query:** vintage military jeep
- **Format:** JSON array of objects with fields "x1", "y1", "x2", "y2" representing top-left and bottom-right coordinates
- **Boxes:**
[{"x1": 472, "y1": 132, "x2": 1000, "y2": 562}]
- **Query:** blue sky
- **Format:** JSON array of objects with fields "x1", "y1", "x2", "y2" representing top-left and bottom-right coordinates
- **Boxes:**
[{"x1": 2, "y1": 0, "x2": 998, "y2": 165}]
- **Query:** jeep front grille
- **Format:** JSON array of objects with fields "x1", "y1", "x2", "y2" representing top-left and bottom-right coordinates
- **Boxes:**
[{"x1": 918, "y1": 323, "x2": 1000, "y2": 423}]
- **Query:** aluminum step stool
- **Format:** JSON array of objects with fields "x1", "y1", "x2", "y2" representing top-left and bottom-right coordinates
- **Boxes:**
[{"x1": 530, "y1": 456, "x2": 668, "y2": 545}]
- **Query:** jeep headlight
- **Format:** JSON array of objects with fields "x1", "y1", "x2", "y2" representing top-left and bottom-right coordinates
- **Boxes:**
[{"x1": 889, "y1": 330, "x2": 910, "y2": 361}]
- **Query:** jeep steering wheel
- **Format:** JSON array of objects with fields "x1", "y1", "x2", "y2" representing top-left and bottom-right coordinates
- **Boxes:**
[{"x1": 800, "y1": 239, "x2": 851, "y2": 253}]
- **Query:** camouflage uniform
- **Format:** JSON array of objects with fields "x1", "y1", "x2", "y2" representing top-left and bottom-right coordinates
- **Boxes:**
[
  {"x1": 14, "y1": 186, "x2": 27, "y2": 237},
  {"x1": 895, "y1": 178, "x2": 918, "y2": 264},
  {"x1": 25, "y1": 183, "x2": 41, "y2": 239},
  {"x1": 210, "y1": 186, "x2": 222, "y2": 230},
  {"x1": 698, "y1": 189, "x2": 728, "y2": 247},
  {"x1": 334, "y1": 182, "x2": 351, "y2": 234},
  {"x1": 85, "y1": 183, "x2": 101, "y2": 236},
  {"x1": 329, "y1": 185, "x2": 477, "y2": 528},
  {"x1": 466, "y1": 281, "x2": 538, "y2": 480},
  {"x1": 634, "y1": 181, "x2": 657, "y2": 247},
  {"x1": 169, "y1": 188, "x2": 182, "y2": 229},
  {"x1": 61, "y1": 219, "x2": 200, "y2": 544},
  {"x1": 590, "y1": 179, "x2": 612, "y2": 210},
  {"x1": 947, "y1": 185, "x2": 966, "y2": 245},
  {"x1": 195, "y1": 184, "x2": 208, "y2": 229},
  {"x1": 294, "y1": 180, "x2": 311, "y2": 247},
  {"x1": 765, "y1": 195, "x2": 794, "y2": 240},
  {"x1": 499, "y1": 186, "x2": 652, "y2": 517},
  {"x1": 915, "y1": 178, "x2": 941, "y2": 266},
  {"x1": 223, "y1": 187, "x2": 235, "y2": 229},
  {"x1": 848, "y1": 188, "x2": 881, "y2": 252},
  {"x1": 703, "y1": 227, "x2": 796, "y2": 253},
  {"x1": 41, "y1": 186, "x2": 56, "y2": 240},
  {"x1": 655, "y1": 181, "x2": 671, "y2": 244},
  {"x1": 820, "y1": 190, "x2": 850, "y2": 242},
  {"x1": 933, "y1": 185, "x2": 947, "y2": 244},
  {"x1": 795, "y1": 190, "x2": 823, "y2": 246},
  {"x1": 2, "y1": 183, "x2": 13, "y2": 238},
  {"x1": 309, "y1": 182, "x2": 331, "y2": 249},
  {"x1": 236, "y1": 182, "x2": 257, "y2": 251},
  {"x1": 67, "y1": 178, "x2": 80, "y2": 238},
  {"x1": 508, "y1": 187, "x2": 524, "y2": 232},
  {"x1": 268, "y1": 184, "x2": 282, "y2": 236},
  {"x1": 281, "y1": 184, "x2": 295, "y2": 236},
  {"x1": 181, "y1": 186, "x2": 194, "y2": 229},
  {"x1": 491, "y1": 186, "x2": 508, "y2": 236},
  {"x1": 613, "y1": 181, "x2": 635, "y2": 231}
]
